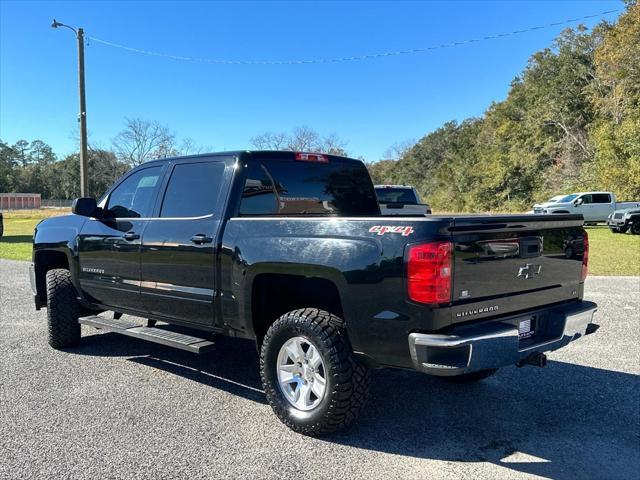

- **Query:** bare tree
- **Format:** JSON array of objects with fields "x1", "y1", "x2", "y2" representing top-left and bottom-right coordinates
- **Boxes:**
[
  {"x1": 112, "y1": 118, "x2": 176, "y2": 166},
  {"x1": 250, "y1": 126, "x2": 349, "y2": 156},
  {"x1": 178, "y1": 137, "x2": 198, "y2": 155},
  {"x1": 250, "y1": 131, "x2": 290, "y2": 150},
  {"x1": 321, "y1": 133, "x2": 349, "y2": 156},
  {"x1": 382, "y1": 139, "x2": 416, "y2": 161},
  {"x1": 287, "y1": 126, "x2": 320, "y2": 151}
]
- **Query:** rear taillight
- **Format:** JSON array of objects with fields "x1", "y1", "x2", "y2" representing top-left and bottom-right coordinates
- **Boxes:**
[
  {"x1": 295, "y1": 152, "x2": 329, "y2": 163},
  {"x1": 581, "y1": 229, "x2": 589, "y2": 281},
  {"x1": 407, "y1": 241, "x2": 452, "y2": 304}
]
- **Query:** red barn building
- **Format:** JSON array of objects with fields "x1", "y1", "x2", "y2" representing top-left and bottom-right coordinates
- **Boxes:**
[{"x1": 0, "y1": 193, "x2": 41, "y2": 209}]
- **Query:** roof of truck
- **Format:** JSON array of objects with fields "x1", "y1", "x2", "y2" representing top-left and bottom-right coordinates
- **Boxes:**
[{"x1": 141, "y1": 150, "x2": 360, "y2": 165}]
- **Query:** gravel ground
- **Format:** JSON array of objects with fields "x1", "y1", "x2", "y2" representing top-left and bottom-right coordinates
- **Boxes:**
[{"x1": 1, "y1": 258, "x2": 638, "y2": 480}]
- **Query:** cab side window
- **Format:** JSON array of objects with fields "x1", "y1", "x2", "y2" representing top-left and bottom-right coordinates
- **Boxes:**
[
  {"x1": 160, "y1": 162, "x2": 225, "y2": 218},
  {"x1": 592, "y1": 193, "x2": 611, "y2": 203},
  {"x1": 106, "y1": 166, "x2": 162, "y2": 218},
  {"x1": 580, "y1": 194, "x2": 593, "y2": 204},
  {"x1": 239, "y1": 162, "x2": 278, "y2": 215}
]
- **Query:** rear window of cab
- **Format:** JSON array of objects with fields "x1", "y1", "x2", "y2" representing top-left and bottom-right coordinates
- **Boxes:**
[{"x1": 239, "y1": 159, "x2": 379, "y2": 216}]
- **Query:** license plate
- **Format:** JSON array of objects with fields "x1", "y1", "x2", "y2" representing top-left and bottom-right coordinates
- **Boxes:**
[{"x1": 518, "y1": 317, "x2": 536, "y2": 340}]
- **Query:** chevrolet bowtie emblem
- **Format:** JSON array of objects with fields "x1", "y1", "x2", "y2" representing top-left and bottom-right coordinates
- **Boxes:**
[{"x1": 517, "y1": 263, "x2": 542, "y2": 279}]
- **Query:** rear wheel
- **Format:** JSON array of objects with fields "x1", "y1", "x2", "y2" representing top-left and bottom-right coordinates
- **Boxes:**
[
  {"x1": 260, "y1": 308, "x2": 370, "y2": 436},
  {"x1": 440, "y1": 369, "x2": 498, "y2": 383},
  {"x1": 46, "y1": 269, "x2": 81, "y2": 349}
]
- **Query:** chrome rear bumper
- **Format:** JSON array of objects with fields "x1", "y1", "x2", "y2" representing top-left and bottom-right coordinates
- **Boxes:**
[{"x1": 408, "y1": 301, "x2": 597, "y2": 376}]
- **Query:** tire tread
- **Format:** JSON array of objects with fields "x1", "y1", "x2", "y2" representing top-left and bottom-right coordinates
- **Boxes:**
[
  {"x1": 260, "y1": 308, "x2": 370, "y2": 436},
  {"x1": 46, "y1": 268, "x2": 81, "y2": 349}
]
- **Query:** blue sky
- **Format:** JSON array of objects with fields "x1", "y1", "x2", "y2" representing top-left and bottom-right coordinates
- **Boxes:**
[{"x1": 0, "y1": 0, "x2": 623, "y2": 162}]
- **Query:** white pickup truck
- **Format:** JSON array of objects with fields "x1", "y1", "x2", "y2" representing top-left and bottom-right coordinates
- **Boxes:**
[{"x1": 533, "y1": 191, "x2": 640, "y2": 222}]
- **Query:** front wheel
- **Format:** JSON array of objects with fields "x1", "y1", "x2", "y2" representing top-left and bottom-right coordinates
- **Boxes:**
[
  {"x1": 46, "y1": 269, "x2": 81, "y2": 349},
  {"x1": 260, "y1": 308, "x2": 370, "y2": 436},
  {"x1": 631, "y1": 222, "x2": 640, "y2": 235}
]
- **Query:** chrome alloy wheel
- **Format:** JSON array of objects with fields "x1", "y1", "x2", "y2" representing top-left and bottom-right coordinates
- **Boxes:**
[{"x1": 276, "y1": 336, "x2": 327, "y2": 411}]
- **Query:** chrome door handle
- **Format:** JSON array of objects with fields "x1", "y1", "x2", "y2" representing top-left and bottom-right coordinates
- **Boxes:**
[
  {"x1": 191, "y1": 234, "x2": 212, "y2": 245},
  {"x1": 122, "y1": 232, "x2": 140, "y2": 241}
]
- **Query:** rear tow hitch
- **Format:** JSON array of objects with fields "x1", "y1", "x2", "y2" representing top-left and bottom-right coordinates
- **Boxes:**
[
  {"x1": 586, "y1": 323, "x2": 600, "y2": 335},
  {"x1": 517, "y1": 352, "x2": 547, "y2": 368}
]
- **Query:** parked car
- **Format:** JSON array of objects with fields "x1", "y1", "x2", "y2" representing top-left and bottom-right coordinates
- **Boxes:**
[
  {"x1": 30, "y1": 151, "x2": 598, "y2": 435},
  {"x1": 563, "y1": 232, "x2": 586, "y2": 259},
  {"x1": 533, "y1": 191, "x2": 640, "y2": 223},
  {"x1": 374, "y1": 184, "x2": 431, "y2": 215},
  {"x1": 0, "y1": 210, "x2": 3, "y2": 237},
  {"x1": 607, "y1": 207, "x2": 640, "y2": 234}
]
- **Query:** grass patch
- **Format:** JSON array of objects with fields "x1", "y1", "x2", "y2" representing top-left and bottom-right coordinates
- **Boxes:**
[
  {"x1": 0, "y1": 209, "x2": 68, "y2": 261},
  {"x1": 585, "y1": 226, "x2": 640, "y2": 276},
  {"x1": 0, "y1": 211, "x2": 637, "y2": 276}
]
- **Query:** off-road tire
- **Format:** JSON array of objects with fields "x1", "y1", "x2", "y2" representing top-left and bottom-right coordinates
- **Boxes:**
[
  {"x1": 260, "y1": 308, "x2": 371, "y2": 436},
  {"x1": 631, "y1": 222, "x2": 640, "y2": 235},
  {"x1": 440, "y1": 368, "x2": 498, "y2": 383},
  {"x1": 46, "y1": 268, "x2": 81, "y2": 349}
]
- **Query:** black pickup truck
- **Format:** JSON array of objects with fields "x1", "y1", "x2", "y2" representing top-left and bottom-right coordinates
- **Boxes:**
[{"x1": 30, "y1": 151, "x2": 598, "y2": 435}]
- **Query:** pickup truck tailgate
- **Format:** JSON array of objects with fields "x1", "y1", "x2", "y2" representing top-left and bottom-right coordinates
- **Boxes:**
[{"x1": 450, "y1": 214, "x2": 585, "y2": 310}]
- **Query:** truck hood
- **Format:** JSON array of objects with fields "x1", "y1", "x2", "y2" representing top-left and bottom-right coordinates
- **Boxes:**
[{"x1": 533, "y1": 201, "x2": 571, "y2": 208}]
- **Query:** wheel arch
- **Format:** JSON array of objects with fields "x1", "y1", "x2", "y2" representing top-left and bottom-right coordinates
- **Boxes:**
[
  {"x1": 33, "y1": 248, "x2": 73, "y2": 308},
  {"x1": 250, "y1": 272, "x2": 344, "y2": 348}
]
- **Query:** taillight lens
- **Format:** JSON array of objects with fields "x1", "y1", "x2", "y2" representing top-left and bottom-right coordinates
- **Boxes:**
[
  {"x1": 581, "y1": 229, "x2": 589, "y2": 281},
  {"x1": 407, "y1": 241, "x2": 452, "y2": 304}
]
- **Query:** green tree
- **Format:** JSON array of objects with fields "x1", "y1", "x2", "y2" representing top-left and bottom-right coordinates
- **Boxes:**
[
  {"x1": 29, "y1": 139, "x2": 56, "y2": 165},
  {"x1": 587, "y1": 3, "x2": 640, "y2": 199},
  {"x1": 13, "y1": 140, "x2": 30, "y2": 167},
  {"x1": 0, "y1": 140, "x2": 19, "y2": 192}
]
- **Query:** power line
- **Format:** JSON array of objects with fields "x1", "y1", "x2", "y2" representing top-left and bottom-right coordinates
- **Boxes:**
[{"x1": 87, "y1": 8, "x2": 620, "y2": 66}]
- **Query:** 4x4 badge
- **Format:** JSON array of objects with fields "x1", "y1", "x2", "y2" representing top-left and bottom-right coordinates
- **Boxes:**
[
  {"x1": 369, "y1": 225, "x2": 414, "y2": 236},
  {"x1": 517, "y1": 263, "x2": 542, "y2": 279}
]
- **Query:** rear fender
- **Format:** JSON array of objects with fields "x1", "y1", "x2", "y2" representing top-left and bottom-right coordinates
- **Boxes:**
[{"x1": 230, "y1": 235, "x2": 381, "y2": 347}]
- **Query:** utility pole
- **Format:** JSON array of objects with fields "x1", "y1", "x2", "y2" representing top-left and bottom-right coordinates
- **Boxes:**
[
  {"x1": 77, "y1": 28, "x2": 88, "y2": 197},
  {"x1": 52, "y1": 19, "x2": 89, "y2": 197}
]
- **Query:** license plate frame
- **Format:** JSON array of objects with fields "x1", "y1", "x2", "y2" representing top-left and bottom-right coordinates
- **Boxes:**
[{"x1": 518, "y1": 316, "x2": 536, "y2": 340}]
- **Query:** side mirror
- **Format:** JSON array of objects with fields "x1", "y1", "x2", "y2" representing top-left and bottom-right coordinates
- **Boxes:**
[
  {"x1": 72, "y1": 197, "x2": 98, "y2": 217},
  {"x1": 574, "y1": 198, "x2": 583, "y2": 206}
]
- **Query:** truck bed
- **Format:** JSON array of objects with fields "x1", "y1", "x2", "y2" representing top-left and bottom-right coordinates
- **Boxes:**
[{"x1": 221, "y1": 212, "x2": 586, "y2": 368}]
